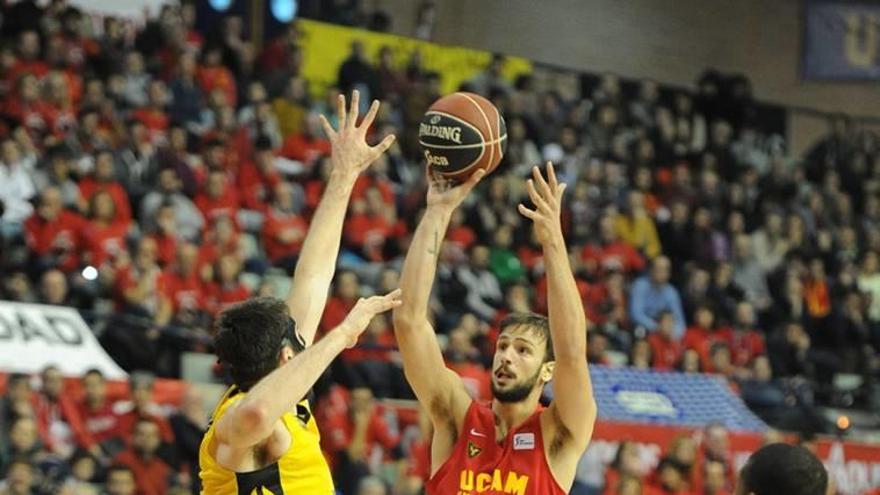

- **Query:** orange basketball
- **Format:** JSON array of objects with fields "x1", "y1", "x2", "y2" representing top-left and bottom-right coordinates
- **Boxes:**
[{"x1": 418, "y1": 92, "x2": 507, "y2": 182}]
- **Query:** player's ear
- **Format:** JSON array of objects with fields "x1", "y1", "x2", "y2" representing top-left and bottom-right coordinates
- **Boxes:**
[
  {"x1": 279, "y1": 346, "x2": 295, "y2": 365},
  {"x1": 540, "y1": 361, "x2": 555, "y2": 382}
]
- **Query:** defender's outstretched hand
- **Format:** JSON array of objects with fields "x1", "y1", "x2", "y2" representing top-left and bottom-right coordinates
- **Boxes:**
[
  {"x1": 318, "y1": 90, "x2": 396, "y2": 177},
  {"x1": 426, "y1": 167, "x2": 487, "y2": 212},
  {"x1": 339, "y1": 289, "x2": 403, "y2": 348},
  {"x1": 518, "y1": 162, "x2": 566, "y2": 245}
]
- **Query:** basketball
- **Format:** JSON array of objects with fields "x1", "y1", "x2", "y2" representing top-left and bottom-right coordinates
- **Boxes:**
[{"x1": 418, "y1": 92, "x2": 507, "y2": 182}]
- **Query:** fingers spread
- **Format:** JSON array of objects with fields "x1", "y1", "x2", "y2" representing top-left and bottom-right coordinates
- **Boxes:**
[
  {"x1": 517, "y1": 203, "x2": 537, "y2": 219},
  {"x1": 546, "y1": 161, "x2": 559, "y2": 189},
  {"x1": 370, "y1": 134, "x2": 396, "y2": 157},
  {"x1": 557, "y1": 182, "x2": 567, "y2": 202},
  {"x1": 532, "y1": 166, "x2": 553, "y2": 199},
  {"x1": 337, "y1": 94, "x2": 347, "y2": 129},
  {"x1": 360, "y1": 99, "x2": 380, "y2": 130},
  {"x1": 348, "y1": 90, "x2": 360, "y2": 128},
  {"x1": 318, "y1": 114, "x2": 335, "y2": 139},
  {"x1": 526, "y1": 179, "x2": 549, "y2": 210}
]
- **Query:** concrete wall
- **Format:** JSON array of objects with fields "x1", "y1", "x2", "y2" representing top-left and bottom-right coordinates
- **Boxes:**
[{"x1": 379, "y1": 0, "x2": 880, "y2": 153}]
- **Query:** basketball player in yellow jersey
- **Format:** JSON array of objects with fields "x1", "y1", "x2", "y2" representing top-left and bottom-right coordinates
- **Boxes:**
[{"x1": 199, "y1": 92, "x2": 401, "y2": 495}]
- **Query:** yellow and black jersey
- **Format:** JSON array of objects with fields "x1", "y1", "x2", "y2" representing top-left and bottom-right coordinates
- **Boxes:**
[{"x1": 199, "y1": 387, "x2": 335, "y2": 495}]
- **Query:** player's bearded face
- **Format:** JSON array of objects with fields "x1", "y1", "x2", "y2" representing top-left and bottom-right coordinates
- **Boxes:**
[
  {"x1": 492, "y1": 363, "x2": 543, "y2": 403},
  {"x1": 491, "y1": 334, "x2": 546, "y2": 403}
]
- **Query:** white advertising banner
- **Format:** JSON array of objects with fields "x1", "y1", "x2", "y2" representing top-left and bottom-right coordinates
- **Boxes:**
[{"x1": 0, "y1": 301, "x2": 127, "y2": 379}]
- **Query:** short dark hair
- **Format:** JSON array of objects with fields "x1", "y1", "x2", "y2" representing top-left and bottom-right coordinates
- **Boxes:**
[
  {"x1": 83, "y1": 369, "x2": 104, "y2": 380},
  {"x1": 106, "y1": 464, "x2": 133, "y2": 478},
  {"x1": 214, "y1": 297, "x2": 301, "y2": 391},
  {"x1": 738, "y1": 443, "x2": 828, "y2": 495},
  {"x1": 498, "y1": 313, "x2": 554, "y2": 362}
]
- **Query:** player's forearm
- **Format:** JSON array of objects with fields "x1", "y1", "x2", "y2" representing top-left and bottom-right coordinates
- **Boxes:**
[
  {"x1": 286, "y1": 171, "x2": 356, "y2": 343},
  {"x1": 543, "y1": 236, "x2": 587, "y2": 362},
  {"x1": 393, "y1": 207, "x2": 451, "y2": 323},
  {"x1": 228, "y1": 330, "x2": 348, "y2": 445}
]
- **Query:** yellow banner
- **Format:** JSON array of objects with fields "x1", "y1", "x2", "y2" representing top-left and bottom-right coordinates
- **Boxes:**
[{"x1": 298, "y1": 19, "x2": 532, "y2": 98}]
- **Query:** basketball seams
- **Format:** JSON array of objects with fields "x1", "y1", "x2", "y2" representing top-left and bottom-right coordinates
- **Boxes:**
[
  {"x1": 458, "y1": 93, "x2": 494, "y2": 172},
  {"x1": 421, "y1": 108, "x2": 486, "y2": 175}
]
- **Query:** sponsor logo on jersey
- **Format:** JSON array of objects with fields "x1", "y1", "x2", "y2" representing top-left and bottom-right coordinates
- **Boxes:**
[
  {"x1": 457, "y1": 469, "x2": 530, "y2": 495},
  {"x1": 513, "y1": 433, "x2": 535, "y2": 451},
  {"x1": 467, "y1": 441, "x2": 482, "y2": 458}
]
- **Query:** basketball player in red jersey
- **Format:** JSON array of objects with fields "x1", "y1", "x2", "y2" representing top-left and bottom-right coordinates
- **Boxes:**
[{"x1": 392, "y1": 162, "x2": 596, "y2": 495}]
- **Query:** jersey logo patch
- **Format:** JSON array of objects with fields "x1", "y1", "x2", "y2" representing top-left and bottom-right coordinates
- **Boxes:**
[
  {"x1": 513, "y1": 432, "x2": 535, "y2": 450},
  {"x1": 467, "y1": 441, "x2": 482, "y2": 458}
]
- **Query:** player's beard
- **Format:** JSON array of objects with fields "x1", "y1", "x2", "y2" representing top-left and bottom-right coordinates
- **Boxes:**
[{"x1": 492, "y1": 366, "x2": 542, "y2": 403}]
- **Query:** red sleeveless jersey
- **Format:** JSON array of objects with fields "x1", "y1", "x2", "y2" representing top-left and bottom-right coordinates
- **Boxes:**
[{"x1": 426, "y1": 401, "x2": 567, "y2": 495}]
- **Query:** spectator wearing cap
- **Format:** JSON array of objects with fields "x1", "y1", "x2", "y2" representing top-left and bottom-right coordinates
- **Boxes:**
[
  {"x1": 112, "y1": 419, "x2": 171, "y2": 495},
  {"x1": 630, "y1": 256, "x2": 686, "y2": 339}
]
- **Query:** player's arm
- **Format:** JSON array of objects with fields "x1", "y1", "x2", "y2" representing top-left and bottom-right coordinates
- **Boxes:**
[
  {"x1": 518, "y1": 163, "x2": 596, "y2": 447},
  {"x1": 286, "y1": 90, "x2": 395, "y2": 346},
  {"x1": 391, "y1": 170, "x2": 485, "y2": 427},
  {"x1": 216, "y1": 290, "x2": 402, "y2": 448}
]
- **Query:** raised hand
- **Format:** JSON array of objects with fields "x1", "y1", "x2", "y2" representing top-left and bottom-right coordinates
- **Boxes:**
[
  {"x1": 426, "y1": 167, "x2": 487, "y2": 212},
  {"x1": 339, "y1": 289, "x2": 404, "y2": 348},
  {"x1": 318, "y1": 90, "x2": 396, "y2": 180},
  {"x1": 517, "y1": 162, "x2": 567, "y2": 246}
]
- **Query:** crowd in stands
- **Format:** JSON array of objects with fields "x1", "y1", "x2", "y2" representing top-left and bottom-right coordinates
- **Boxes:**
[{"x1": 1, "y1": 1, "x2": 880, "y2": 494}]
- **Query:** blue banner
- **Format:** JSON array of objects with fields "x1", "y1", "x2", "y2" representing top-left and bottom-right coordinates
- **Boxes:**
[{"x1": 803, "y1": 1, "x2": 880, "y2": 80}]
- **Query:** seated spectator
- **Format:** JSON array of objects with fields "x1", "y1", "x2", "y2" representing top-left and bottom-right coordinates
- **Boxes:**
[
  {"x1": 62, "y1": 449, "x2": 101, "y2": 493},
  {"x1": 38, "y1": 269, "x2": 78, "y2": 307},
  {"x1": 715, "y1": 301, "x2": 765, "y2": 370},
  {"x1": 444, "y1": 328, "x2": 491, "y2": 401},
  {"x1": 703, "y1": 460, "x2": 731, "y2": 495},
  {"x1": 131, "y1": 80, "x2": 170, "y2": 143},
  {"x1": 114, "y1": 237, "x2": 163, "y2": 319},
  {"x1": 197, "y1": 46, "x2": 236, "y2": 109},
  {"x1": 325, "y1": 387, "x2": 400, "y2": 495},
  {"x1": 104, "y1": 464, "x2": 137, "y2": 495},
  {"x1": 76, "y1": 369, "x2": 120, "y2": 452},
  {"x1": 112, "y1": 419, "x2": 171, "y2": 495},
  {"x1": 456, "y1": 245, "x2": 504, "y2": 322},
  {"x1": 168, "y1": 52, "x2": 204, "y2": 127},
  {"x1": 156, "y1": 243, "x2": 206, "y2": 329},
  {"x1": 645, "y1": 456, "x2": 690, "y2": 495},
  {"x1": 0, "y1": 459, "x2": 38, "y2": 495},
  {"x1": 488, "y1": 225, "x2": 526, "y2": 286},
  {"x1": 630, "y1": 256, "x2": 687, "y2": 339},
  {"x1": 1, "y1": 416, "x2": 51, "y2": 471},
  {"x1": 193, "y1": 169, "x2": 240, "y2": 225},
  {"x1": 708, "y1": 342, "x2": 735, "y2": 378},
  {"x1": 731, "y1": 234, "x2": 772, "y2": 311},
  {"x1": 321, "y1": 271, "x2": 361, "y2": 335},
  {"x1": 751, "y1": 209, "x2": 789, "y2": 275},
  {"x1": 168, "y1": 387, "x2": 206, "y2": 495},
  {"x1": 237, "y1": 136, "x2": 282, "y2": 212},
  {"x1": 587, "y1": 332, "x2": 611, "y2": 366},
  {"x1": 614, "y1": 191, "x2": 661, "y2": 259},
  {"x1": 81, "y1": 191, "x2": 131, "y2": 269},
  {"x1": 657, "y1": 199, "x2": 692, "y2": 274},
  {"x1": 261, "y1": 181, "x2": 308, "y2": 271},
  {"x1": 24, "y1": 187, "x2": 85, "y2": 273},
  {"x1": 629, "y1": 339, "x2": 652, "y2": 370},
  {"x1": 140, "y1": 168, "x2": 204, "y2": 242},
  {"x1": 0, "y1": 136, "x2": 38, "y2": 235},
  {"x1": 205, "y1": 254, "x2": 250, "y2": 315},
  {"x1": 33, "y1": 366, "x2": 94, "y2": 458},
  {"x1": 341, "y1": 315, "x2": 400, "y2": 397},
  {"x1": 78, "y1": 149, "x2": 133, "y2": 224},
  {"x1": 0, "y1": 374, "x2": 34, "y2": 447},
  {"x1": 602, "y1": 441, "x2": 643, "y2": 495},
  {"x1": 344, "y1": 190, "x2": 395, "y2": 263},
  {"x1": 114, "y1": 374, "x2": 174, "y2": 446},
  {"x1": 273, "y1": 76, "x2": 309, "y2": 139},
  {"x1": 648, "y1": 311, "x2": 683, "y2": 371},
  {"x1": 583, "y1": 215, "x2": 646, "y2": 276}
]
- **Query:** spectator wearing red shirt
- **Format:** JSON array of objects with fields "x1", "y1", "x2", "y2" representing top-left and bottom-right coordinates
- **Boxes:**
[
  {"x1": 42, "y1": 70, "x2": 79, "y2": 138},
  {"x1": 321, "y1": 271, "x2": 360, "y2": 335},
  {"x1": 648, "y1": 311, "x2": 684, "y2": 371},
  {"x1": 716, "y1": 301, "x2": 766, "y2": 369},
  {"x1": 238, "y1": 136, "x2": 282, "y2": 212},
  {"x1": 24, "y1": 187, "x2": 85, "y2": 273},
  {"x1": 197, "y1": 46, "x2": 237, "y2": 108},
  {"x1": 644, "y1": 457, "x2": 691, "y2": 495},
  {"x1": 114, "y1": 374, "x2": 175, "y2": 445},
  {"x1": 344, "y1": 189, "x2": 395, "y2": 262},
  {"x1": 82, "y1": 190, "x2": 131, "y2": 269},
  {"x1": 33, "y1": 366, "x2": 97, "y2": 458},
  {"x1": 582, "y1": 215, "x2": 646, "y2": 276},
  {"x1": 156, "y1": 243, "x2": 206, "y2": 327},
  {"x1": 444, "y1": 328, "x2": 492, "y2": 401},
  {"x1": 6, "y1": 31, "x2": 49, "y2": 85},
  {"x1": 78, "y1": 149, "x2": 133, "y2": 223},
  {"x1": 113, "y1": 419, "x2": 171, "y2": 495},
  {"x1": 205, "y1": 254, "x2": 250, "y2": 315},
  {"x1": 262, "y1": 181, "x2": 308, "y2": 270},
  {"x1": 278, "y1": 112, "x2": 331, "y2": 166},
  {"x1": 77, "y1": 369, "x2": 121, "y2": 447},
  {"x1": 325, "y1": 387, "x2": 401, "y2": 495},
  {"x1": 198, "y1": 216, "x2": 242, "y2": 272},
  {"x1": 114, "y1": 237, "x2": 163, "y2": 319},
  {"x1": 303, "y1": 157, "x2": 332, "y2": 215},
  {"x1": 683, "y1": 303, "x2": 720, "y2": 370},
  {"x1": 194, "y1": 169, "x2": 240, "y2": 225},
  {"x1": 147, "y1": 204, "x2": 179, "y2": 268},
  {"x1": 602, "y1": 441, "x2": 644, "y2": 495},
  {"x1": 131, "y1": 80, "x2": 170, "y2": 143},
  {"x1": 3, "y1": 73, "x2": 54, "y2": 138}
]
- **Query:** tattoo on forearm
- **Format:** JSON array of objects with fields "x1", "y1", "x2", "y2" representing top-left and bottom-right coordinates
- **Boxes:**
[{"x1": 427, "y1": 230, "x2": 439, "y2": 256}]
